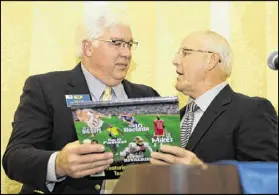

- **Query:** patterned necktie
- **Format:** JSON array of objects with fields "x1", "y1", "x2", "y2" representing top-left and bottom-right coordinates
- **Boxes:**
[
  {"x1": 101, "y1": 86, "x2": 117, "y2": 193},
  {"x1": 181, "y1": 101, "x2": 199, "y2": 148},
  {"x1": 101, "y1": 86, "x2": 112, "y2": 101}
]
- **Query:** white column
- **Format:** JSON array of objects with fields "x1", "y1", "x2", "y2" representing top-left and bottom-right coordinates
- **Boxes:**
[
  {"x1": 210, "y1": 1, "x2": 231, "y2": 84},
  {"x1": 210, "y1": 1, "x2": 230, "y2": 42}
]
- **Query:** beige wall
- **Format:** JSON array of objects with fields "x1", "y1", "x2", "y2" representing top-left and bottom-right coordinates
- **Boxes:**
[{"x1": 1, "y1": 1, "x2": 278, "y2": 193}]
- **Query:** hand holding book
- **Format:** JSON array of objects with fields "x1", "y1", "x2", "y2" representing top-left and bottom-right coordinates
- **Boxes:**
[
  {"x1": 70, "y1": 96, "x2": 181, "y2": 179},
  {"x1": 55, "y1": 141, "x2": 114, "y2": 178},
  {"x1": 150, "y1": 145, "x2": 207, "y2": 169}
]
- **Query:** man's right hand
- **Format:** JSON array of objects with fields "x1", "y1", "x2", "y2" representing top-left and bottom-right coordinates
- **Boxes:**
[{"x1": 55, "y1": 141, "x2": 113, "y2": 178}]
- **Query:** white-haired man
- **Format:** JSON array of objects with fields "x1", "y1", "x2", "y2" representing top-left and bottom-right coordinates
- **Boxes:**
[
  {"x1": 2, "y1": 8, "x2": 160, "y2": 194},
  {"x1": 150, "y1": 31, "x2": 278, "y2": 166}
]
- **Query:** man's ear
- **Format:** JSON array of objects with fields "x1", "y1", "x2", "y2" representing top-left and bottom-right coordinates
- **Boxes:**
[
  {"x1": 206, "y1": 53, "x2": 220, "y2": 71},
  {"x1": 82, "y1": 40, "x2": 93, "y2": 57}
]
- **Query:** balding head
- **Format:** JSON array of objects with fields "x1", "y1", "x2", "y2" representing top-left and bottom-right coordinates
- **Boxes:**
[
  {"x1": 172, "y1": 30, "x2": 233, "y2": 99},
  {"x1": 183, "y1": 31, "x2": 233, "y2": 77}
]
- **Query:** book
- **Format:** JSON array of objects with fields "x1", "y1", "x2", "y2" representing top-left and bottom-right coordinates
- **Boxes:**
[{"x1": 70, "y1": 96, "x2": 181, "y2": 179}]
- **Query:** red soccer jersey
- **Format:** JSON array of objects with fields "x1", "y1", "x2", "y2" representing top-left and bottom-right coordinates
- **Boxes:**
[{"x1": 153, "y1": 120, "x2": 164, "y2": 136}]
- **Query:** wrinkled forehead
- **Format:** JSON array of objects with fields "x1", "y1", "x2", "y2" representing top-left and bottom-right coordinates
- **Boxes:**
[
  {"x1": 180, "y1": 33, "x2": 206, "y2": 50},
  {"x1": 101, "y1": 24, "x2": 133, "y2": 40}
]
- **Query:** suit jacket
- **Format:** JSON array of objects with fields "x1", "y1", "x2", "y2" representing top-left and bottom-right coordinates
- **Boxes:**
[
  {"x1": 180, "y1": 85, "x2": 278, "y2": 163},
  {"x1": 2, "y1": 63, "x2": 160, "y2": 194}
]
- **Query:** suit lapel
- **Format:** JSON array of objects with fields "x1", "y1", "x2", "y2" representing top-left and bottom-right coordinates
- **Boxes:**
[
  {"x1": 122, "y1": 80, "x2": 139, "y2": 98},
  {"x1": 184, "y1": 85, "x2": 233, "y2": 151},
  {"x1": 66, "y1": 63, "x2": 92, "y2": 98}
]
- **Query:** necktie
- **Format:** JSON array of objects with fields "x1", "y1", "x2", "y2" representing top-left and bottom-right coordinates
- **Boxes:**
[
  {"x1": 181, "y1": 101, "x2": 199, "y2": 148},
  {"x1": 101, "y1": 86, "x2": 117, "y2": 193},
  {"x1": 101, "y1": 86, "x2": 112, "y2": 101}
]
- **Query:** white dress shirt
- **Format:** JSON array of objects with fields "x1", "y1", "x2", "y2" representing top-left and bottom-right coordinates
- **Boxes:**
[
  {"x1": 180, "y1": 81, "x2": 228, "y2": 135},
  {"x1": 46, "y1": 64, "x2": 128, "y2": 193}
]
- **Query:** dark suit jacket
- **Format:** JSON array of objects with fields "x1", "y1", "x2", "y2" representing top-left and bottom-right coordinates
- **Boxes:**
[
  {"x1": 180, "y1": 85, "x2": 278, "y2": 163},
  {"x1": 2, "y1": 63, "x2": 160, "y2": 194}
]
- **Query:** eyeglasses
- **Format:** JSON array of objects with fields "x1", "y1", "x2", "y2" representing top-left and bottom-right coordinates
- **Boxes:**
[
  {"x1": 93, "y1": 38, "x2": 138, "y2": 50},
  {"x1": 176, "y1": 48, "x2": 221, "y2": 62}
]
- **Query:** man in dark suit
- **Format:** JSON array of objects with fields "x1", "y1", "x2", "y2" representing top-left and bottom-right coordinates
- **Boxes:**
[
  {"x1": 150, "y1": 30, "x2": 278, "y2": 166},
  {"x1": 2, "y1": 8, "x2": 159, "y2": 194}
]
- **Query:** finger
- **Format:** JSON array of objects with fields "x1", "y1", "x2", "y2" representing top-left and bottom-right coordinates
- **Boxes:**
[
  {"x1": 160, "y1": 146, "x2": 202, "y2": 165},
  {"x1": 151, "y1": 152, "x2": 178, "y2": 164},
  {"x1": 150, "y1": 158, "x2": 169, "y2": 165},
  {"x1": 67, "y1": 140, "x2": 81, "y2": 146},
  {"x1": 202, "y1": 163, "x2": 208, "y2": 170},
  {"x1": 78, "y1": 152, "x2": 114, "y2": 164},
  {"x1": 76, "y1": 144, "x2": 105, "y2": 155},
  {"x1": 77, "y1": 159, "x2": 114, "y2": 172},
  {"x1": 75, "y1": 164, "x2": 110, "y2": 178},
  {"x1": 188, "y1": 155, "x2": 204, "y2": 165},
  {"x1": 160, "y1": 145, "x2": 193, "y2": 158}
]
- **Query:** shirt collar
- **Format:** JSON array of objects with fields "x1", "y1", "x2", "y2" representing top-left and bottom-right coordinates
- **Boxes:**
[
  {"x1": 81, "y1": 63, "x2": 123, "y2": 100},
  {"x1": 188, "y1": 81, "x2": 228, "y2": 112}
]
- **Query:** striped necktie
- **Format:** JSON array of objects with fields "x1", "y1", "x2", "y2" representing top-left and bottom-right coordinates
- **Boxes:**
[
  {"x1": 101, "y1": 86, "x2": 112, "y2": 101},
  {"x1": 181, "y1": 101, "x2": 199, "y2": 148}
]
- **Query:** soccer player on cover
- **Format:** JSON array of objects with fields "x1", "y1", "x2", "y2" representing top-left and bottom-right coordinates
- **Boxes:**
[
  {"x1": 119, "y1": 112, "x2": 139, "y2": 125},
  {"x1": 76, "y1": 109, "x2": 108, "y2": 137},
  {"x1": 106, "y1": 124, "x2": 124, "y2": 154},
  {"x1": 153, "y1": 115, "x2": 165, "y2": 137}
]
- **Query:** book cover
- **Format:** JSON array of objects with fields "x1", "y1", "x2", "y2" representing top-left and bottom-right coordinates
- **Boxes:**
[{"x1": 70, "y1": 96, "x2": 181, "y2": 179}]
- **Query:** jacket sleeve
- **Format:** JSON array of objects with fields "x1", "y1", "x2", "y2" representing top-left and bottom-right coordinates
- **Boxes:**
[
  {"x1": 2, "y1": 75, "x2": 56, "y2": 193},
  {"x1": 150, "y1": 87, "x2": 160, "y2": 97},
  {"x1": 236, "y1": 98, "x2": 278, "y2": 161}
]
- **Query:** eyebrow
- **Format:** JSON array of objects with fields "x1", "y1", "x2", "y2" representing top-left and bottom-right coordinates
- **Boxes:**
[
  {"x1": 110, "y1": 37, "x2": 134, "y2": 42},
  {"x1": 183, "y1": 48, "x2": 213, "y2": 53},
  {"x1": 183, "y1": 48, "x2": 196, "y2": 51}
]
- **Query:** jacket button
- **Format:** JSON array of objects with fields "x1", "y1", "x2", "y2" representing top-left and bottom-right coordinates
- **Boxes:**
[{"x1": 95, "y1": 184, "x2": 101, "y2": 191}]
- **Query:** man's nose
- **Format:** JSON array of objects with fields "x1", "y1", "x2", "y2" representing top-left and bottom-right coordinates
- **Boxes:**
[
  {"x1": 120, "y1": 46, "x2": 132, "y2": 58},
  {"x1": 172, "y1": 54, "x2": 180, "y2": 67}
]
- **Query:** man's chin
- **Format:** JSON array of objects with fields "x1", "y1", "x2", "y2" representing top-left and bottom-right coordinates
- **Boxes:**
[
  {"x1": 175, "y1": 84, "x2": 183, "y2": 92},
  {"x1": 114, "y1": 72, "x2": 128, "y2": 80},
  {"x1": 107, "y1": 76, "x2": 126, "y2": 86},
  {"x1": 176, "y1": 84, "x2": 191, "y2": 96},
  {"x1": 114, "y1": 75, "x2": 126, "y2": 82}
]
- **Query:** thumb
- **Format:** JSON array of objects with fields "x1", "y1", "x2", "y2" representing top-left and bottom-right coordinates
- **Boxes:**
[{"x1": 72, "y1": 140, "x2": 80, "y2": 145}]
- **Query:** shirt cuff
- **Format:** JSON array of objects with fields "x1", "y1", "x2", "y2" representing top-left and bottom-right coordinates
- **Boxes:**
[{"x1": 46, "y1": 151, "x2": 66, "y2": 182}]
